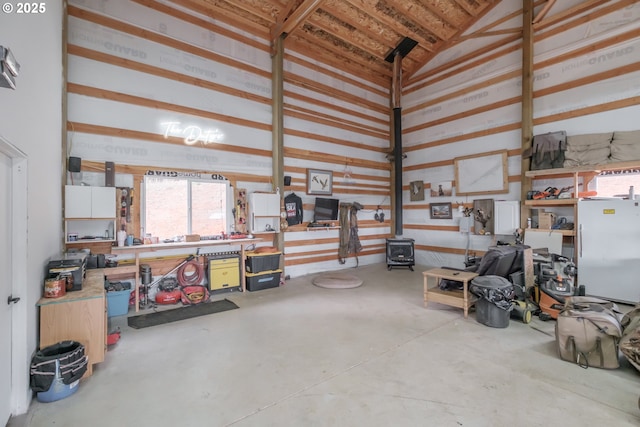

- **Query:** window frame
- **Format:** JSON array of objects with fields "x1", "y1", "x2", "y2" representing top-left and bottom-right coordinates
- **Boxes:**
[{"x1": 141, "y1": 174, "x2": 233, "y2": 240}]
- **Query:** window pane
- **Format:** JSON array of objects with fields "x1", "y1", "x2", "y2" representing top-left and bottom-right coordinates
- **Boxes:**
[
  {"x1": 144, "y1": 177, "x2": 188, "y2": 240},
  {"x1": 595, "y1": 172, "x2": 640, "y2": 197},
  {"x1": 192, "y1": 181, "x2": 227, "y2": 236}
]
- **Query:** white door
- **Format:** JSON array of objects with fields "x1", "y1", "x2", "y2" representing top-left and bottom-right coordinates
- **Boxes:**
[{"x1": 0, "y1": 149, "x2": 12, "y2": 425}]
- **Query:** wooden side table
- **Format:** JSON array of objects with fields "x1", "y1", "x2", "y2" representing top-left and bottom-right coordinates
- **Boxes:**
[{"x1": 423, "y1": 268, "x2": 479, "y2": 318}]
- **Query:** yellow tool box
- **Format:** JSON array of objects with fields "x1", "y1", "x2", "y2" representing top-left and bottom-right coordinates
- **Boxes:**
[{"x1": 208, "y1": 255, "x2": 240, "y2": 294}]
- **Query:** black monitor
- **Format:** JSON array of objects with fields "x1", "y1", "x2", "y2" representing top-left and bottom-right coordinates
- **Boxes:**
[{"x1": 314, "y1": 197, "x2": 339, "y2": 221}]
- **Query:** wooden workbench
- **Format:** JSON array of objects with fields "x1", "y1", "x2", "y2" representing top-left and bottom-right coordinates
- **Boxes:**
[
  {"x1": 37, "y1": 269, "x2": 106, "y2": 377},
  {"x1": 111, "y1": 238, "x2": 261, "y2": 311}
]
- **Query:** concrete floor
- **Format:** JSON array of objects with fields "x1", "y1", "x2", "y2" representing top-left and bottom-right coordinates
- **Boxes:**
[{"x1": 10, "y1": 263, "x2": 640, "y2": 426}]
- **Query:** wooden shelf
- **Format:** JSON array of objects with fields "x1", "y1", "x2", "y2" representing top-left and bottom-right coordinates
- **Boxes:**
[
  {"x1": 527, "y1": 228, "x2": 575, "y2": 236},
  {"x1": 524, "y1": 199, "x2": 577, "y2": 206},
  {"x1": 306, "y1": 226, "x2": 340, "y2": 231},
  {"x1": 111, "y1": 238, "x2": 262, "y2": 311},
  {"x1": 525, "y1": 160, "x2": 640, "y2": 178}
]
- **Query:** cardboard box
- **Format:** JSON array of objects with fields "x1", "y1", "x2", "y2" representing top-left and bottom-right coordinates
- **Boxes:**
[
  {"x1": 184, "y1": 234, "x2": 200, "y2": 242},
  {"x1": 538, "y1": 211, "x2": 557, "y2": 230}
]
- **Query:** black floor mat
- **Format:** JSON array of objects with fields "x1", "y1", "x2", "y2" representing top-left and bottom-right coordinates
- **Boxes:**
[{"x1": 127, "y1": 299, "x2": 239, "y2": 329}]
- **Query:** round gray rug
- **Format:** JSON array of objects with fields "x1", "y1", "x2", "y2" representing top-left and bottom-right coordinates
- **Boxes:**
[{"x1": 312, "y1": 273, "x2": 363, "y2": 289}]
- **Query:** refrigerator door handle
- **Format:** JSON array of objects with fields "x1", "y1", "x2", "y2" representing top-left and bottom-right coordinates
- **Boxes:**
[{"x1": 579, "y1": 223, "x2": 583, "y2": 258}]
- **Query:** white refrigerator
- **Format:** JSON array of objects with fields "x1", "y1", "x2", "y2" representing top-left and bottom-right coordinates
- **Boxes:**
[{"x1": 577, "y1": 198, "x2": 640, "y2": 304}]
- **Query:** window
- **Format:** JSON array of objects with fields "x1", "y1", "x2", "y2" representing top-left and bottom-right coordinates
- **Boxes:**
[
  {"x1": 592, "y1": 170, "x2": 640, "y2": 197},
  {"x1": 143, "y1": 175, "x2": 231, "y2": 240}
]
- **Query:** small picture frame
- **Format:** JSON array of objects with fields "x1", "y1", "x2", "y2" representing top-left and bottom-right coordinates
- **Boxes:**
[
  {"x1": 306, "y1": 169, "x2": 333, "y2": 195},
  {"x1": 430, "y1": 202, "x2": 452, "y2": 219},
  {"x1": 430, "y1": 181, "x2": 453, "y2": 197},
  {"x1": 409, "y1": 180, "x2": 425, "y2": 201}
]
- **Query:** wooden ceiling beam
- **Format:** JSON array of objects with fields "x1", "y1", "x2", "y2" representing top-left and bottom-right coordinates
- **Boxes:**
[
  {"x1": 134, "y1": 0, "x2": 269, "y2": 50},
  {"x1": 307, "y1": 11, "x2": 387, "y2": 58},
  {"x1": 455, "y1": 28, "x2": 522, "y2": 43},
  {"x1": 272, "y1": 0, "x2": 325, "y2": 42},
  {"x1": 533, "y1": 0, "x2": 556, "y2": 24},
  {"x1": 452, "y1": 0, "x2": 477, "y2": 16},
  {"x1": 450, "y1": 3, "x2": 524, "y2": 45},
  {"x1": 286, "y1": 35, "x2": 392, "y2": 85},
  {"x1": 341, "y1": 0, "x2": 442, "y2": 51},
  {"x1": 533, "y1": 0, "x2": 611, "y2": 31},
  {"x1": 404, "y1": 0, "x2": 502, "y2": 80},
  {"x1": 307, "y1": 12, "x2": 420, "y2": 71},
  {"x1": 292, "y1": 31, "x2": 393, "y2": 77},
  {"x1": 382, "y1": 0, "x2": 454, "y2": 41},
  {"x1": 212, "y1": 0, "x2": 277, "y2": 23},
  {"x1": 172, "y1": 0, "x2": 270, "y2": 37},
  {"x1": 272, "y1": 0, "x2": 298, "y2": 38},
  {"x1": 403, "y1": 0, "x2": 466, "y2": 30},
  {"x1": 323, "y1": 0, "x2": 397, "y2": 49}
]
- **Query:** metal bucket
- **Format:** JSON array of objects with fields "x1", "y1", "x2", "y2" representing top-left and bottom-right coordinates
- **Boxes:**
[
  {"x1": 140, "y1": 264, "x2": 152, "y2": 285},
  {"x1": 44, "y1": 277, "x2": 66, "y2": 298}
]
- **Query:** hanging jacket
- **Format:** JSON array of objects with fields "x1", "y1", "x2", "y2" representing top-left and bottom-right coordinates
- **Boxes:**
[{"x1": 284, "y1": 193, "x2": 303, "y2": 226}]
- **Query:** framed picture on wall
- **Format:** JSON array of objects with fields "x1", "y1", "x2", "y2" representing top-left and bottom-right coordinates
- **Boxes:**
[
  {"x1": 430, "y1": 181, "x2": 453, "y2": 197},
  {"x1": 409, "y1": 180, "x2": 424, "y2": 201},
  {"x1": 306, "y1": 169, "x2": 333, "y2": 195},
  {"x1": 473, "y1": 199, "x2": 495, "y2": 235},
  {"x1": 430, "y1": 202, "x2": 452, "y2": 219}
]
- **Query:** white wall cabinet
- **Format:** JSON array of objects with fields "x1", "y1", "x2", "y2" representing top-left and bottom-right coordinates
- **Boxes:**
[
  {"x1": 65, "y1": 185, "x2": 116, "y2": 218},
  {"x1": 65, "y1": 185, "x2": 117, "y2": 243},
  {"x1": 494, "y1": 201, "x2": 520, "y2": 235},
  {"x1": 248, "y1": 192, "x2": 280, "y2": 233}
]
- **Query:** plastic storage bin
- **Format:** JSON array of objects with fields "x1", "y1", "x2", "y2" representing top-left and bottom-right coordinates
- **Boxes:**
[
  {"x1": 245, "y1": 269, "x2": 282, "y2": 292},
  {"x1": 107, "y1": 289, "x2": 132, "y2": 317},
  {"x1": 30, "y1": 341, "x2": 87, "y2": 403},
  {"x1": 36, "y1": 359, "x2": 81, "y2": 402},
  {"x1": 245, "y1": 251, "x2": 281, "y2": 273}
]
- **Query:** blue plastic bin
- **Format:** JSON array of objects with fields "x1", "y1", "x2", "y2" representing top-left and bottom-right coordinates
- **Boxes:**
[
  {"x1": 36, "y1": 360, "x2": 80, "y2": 403},
  {"x1": 107, "y1": 289, "x2": 131, "y2": 317}
]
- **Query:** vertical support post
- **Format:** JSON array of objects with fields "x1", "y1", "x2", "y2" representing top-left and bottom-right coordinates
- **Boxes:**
[
  {"x1": 271, "y1": 35, "x2": 285, "y2": 256},
  {"x1": 521, "y1": 1, "x2": 535, "y2": 289},
  {"x1": 521, "y1": 1, "x2": 534, "y2": 230}
]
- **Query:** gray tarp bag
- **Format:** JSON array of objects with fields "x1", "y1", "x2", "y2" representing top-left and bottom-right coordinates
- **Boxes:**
[
  {"x1": 620, "y1": 306, "x2": 640, "y2": 372},
  {"x1": 555, "y1": 296, "x2": 624, "y2": 369},
  {"x1": 529, "y1": 130, "x2": 567, "y2": 170},
  {"x1": 469, "y1": 275, "x2": 514, "y2": 311}
]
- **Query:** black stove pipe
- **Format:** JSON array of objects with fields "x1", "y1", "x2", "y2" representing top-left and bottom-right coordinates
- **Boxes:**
[
  {"x1": 393, "y1": 107, "x2": 403, "y2": 235},
  {"x1": 386, "y1": 37, "x2": 417, "y2": 237}
]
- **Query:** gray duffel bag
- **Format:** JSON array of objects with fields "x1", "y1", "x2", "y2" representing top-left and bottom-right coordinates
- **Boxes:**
[{"x1": 555, "y1": 296, "x2": 624, "y2": 369}]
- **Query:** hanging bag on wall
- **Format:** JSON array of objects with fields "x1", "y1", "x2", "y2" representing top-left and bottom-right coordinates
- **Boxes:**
[{"x1": 530, "y1": 131, "x2": 567, "y2": 170}]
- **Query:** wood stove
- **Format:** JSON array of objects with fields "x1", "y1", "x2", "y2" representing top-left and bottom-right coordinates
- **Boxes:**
[{"x1": 386, "y1": 238, "x2": 415, "y2": 271}]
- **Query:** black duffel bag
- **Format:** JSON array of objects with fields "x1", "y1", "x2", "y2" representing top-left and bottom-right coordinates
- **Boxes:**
[{"x1": 30, "y1": 340, "x2": 88, "y2": 392}]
